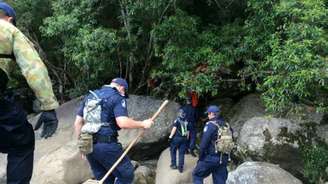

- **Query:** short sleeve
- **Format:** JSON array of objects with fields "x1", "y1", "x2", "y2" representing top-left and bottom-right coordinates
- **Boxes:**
[
  {"x1": 76, "y1": 97, "x2": 87, "y2": 117},
  {"x1": 113, "y1": 98, "x2": 128, "y2": 117},
  {"x1": 173, "y1": 120, "x2": 179, "y2": 127}
]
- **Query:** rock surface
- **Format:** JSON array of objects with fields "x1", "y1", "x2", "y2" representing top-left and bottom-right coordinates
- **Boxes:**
[
  {"x1": 133, "y1": 165, "x2": 155, "y2": 184},
  {"x1": 227, "y1": 94, "x2": 266, "y2": 138},
  {"x1": 119, "y1": 95, "x2": 179, "y2": 160},
  {"x1": 237, "y1": 117, "x2": 303, "y2": 178},
  {"x1": 32, "y1": 141, "x2": 92, "y2": 184},
  {"x1": 155, "y1": 148, "x2": 198, "y2": 184},
  {"x1": 227, "y1": 162, "x2": 303, "y2": 184}
]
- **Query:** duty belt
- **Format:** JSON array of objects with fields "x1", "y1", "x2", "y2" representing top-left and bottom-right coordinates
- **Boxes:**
[{"x1": 93, "y1": 134, "x2": 118, "y2": 144}]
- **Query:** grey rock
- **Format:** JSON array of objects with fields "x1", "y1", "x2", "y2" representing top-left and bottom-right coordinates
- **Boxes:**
[
  {"x1": 33, "y1": 141, "x2": 92, "y2": 184},
  {"x1": 237, "y1": 117, "x2": 303, "y2": 178},
  {"x1": 119, "y1": 95, "x2": 179, "y2": 160},
  {"x1": 155, "y1": 148, "x2": 198, "y2": 184},
  {"x1": 133, "y1": 166, "x2": 155, "y2": 184},
  {"x1": 228, "y1": 94, "x2": 266, "y2": 139},
  {"x1": 227, "y1": 162, "x2": 303, "y2": 184}
]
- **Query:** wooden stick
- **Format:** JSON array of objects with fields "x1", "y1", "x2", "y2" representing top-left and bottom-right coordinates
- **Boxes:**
[{"x1": 99, "y1": 100, "x2": 169, "y2": 184}]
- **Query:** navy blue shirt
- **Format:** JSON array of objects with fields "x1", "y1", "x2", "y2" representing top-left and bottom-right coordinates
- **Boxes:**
[
  {"x1": 77, "y1": 86, "x2": 128, "y2": 137},
  {"x1": 181, "y1": 104, "x2": 198, "y2": 128},
  {"x1": 199, "y1": 117, "x2": 230, "y2": 164},
  {"x1": 172, "y1": 117, "x2": 190, "y2": 138}
]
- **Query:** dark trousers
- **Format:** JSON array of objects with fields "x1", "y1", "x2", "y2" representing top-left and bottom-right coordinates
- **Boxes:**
[
  {"x1": 193, "y1": 160, "x2": 228, "y2": 184},
  {"x1": 170, "y1": 136, "x2": 187, "y2": 170},
  {"x1": 0, "y1": 123, "x2": 35, "y2": 184},
  {"x1": 87, "y1": 142, "x2": 134, "y2": 184},
  {"x1": 188, "y1": 128, "x2": 197, "y2": 151}
]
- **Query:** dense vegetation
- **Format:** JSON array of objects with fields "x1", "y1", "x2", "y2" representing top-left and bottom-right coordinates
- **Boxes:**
[
  {"x1": 3, "y1": 0, "x2": 327, "y2": 183},
  {"x1": 6, "y1": 0, "x2": 327, "y2": 115}
]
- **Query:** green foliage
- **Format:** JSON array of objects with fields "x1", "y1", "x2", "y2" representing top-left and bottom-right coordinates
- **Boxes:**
[
  {"x1": 242, "y1": 0, "x2": 328, "y2": 113},
  {"x1": 301, "y1": 144, "x2": 328, "y2": 183},
  {"x1": 7, "y1": 0, "x2": 328, "y2": 113},
  {"x1": 152, "y1": 9, "x2": 244, "y2": 98}
]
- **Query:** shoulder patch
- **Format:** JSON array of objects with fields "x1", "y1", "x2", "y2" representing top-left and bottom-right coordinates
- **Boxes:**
[
  {"x1": 203, "y1": 126, "x2": 208, "y2": 133},
  {"x1": 121, "y1": 99, "x2": 126, "y2": 108}
]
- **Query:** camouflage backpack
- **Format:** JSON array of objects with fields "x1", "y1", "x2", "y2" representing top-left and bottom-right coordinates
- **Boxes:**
[
  {"x1": 209, "y1": 121, "x2": 235, "y2": 163},
  {"x1": 78, "y1": 90, "x2": 104, "y2": 155},
  {"x1": 81, "y1": 90, "x2": 104, "y2": 134}
]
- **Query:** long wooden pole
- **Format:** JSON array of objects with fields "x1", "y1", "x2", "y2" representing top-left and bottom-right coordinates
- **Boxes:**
[{"x1": 99, "y1": 100, "x2": 169, "y2": 184}]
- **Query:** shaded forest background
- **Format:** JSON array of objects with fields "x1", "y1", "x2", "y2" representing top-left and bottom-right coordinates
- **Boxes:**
[
  {"x1": 2, "y1": 0, "x2": 328, "y2": 183},
  {"x1": 5, "y1": 0, "x2": 328, "y2": 114}
]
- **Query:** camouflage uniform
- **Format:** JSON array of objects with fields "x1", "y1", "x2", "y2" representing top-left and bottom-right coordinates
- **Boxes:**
[
  {"x1": 0, "y1": 19, "x2": 58, "y2": 184},
  {"x1": 0, "y1": 19, "x2": 58, "y2": 110}
]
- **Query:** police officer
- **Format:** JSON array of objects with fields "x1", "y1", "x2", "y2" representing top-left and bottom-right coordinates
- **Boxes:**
[
  {"x1": 192, "y1": 105, "x2": 229, "y2": 184},
  {"x1": 0, "y1": 2, "x2": 59, "y2": 184},
  {"x1": 74, "y1": 78, "x2": 153, "y2": 184},
  {"x1": 168, "y1": 108, "x2": 190, "y2": 173},
  {"x1": 181, "y1": 97, "x2": 198, "y2": 157}
]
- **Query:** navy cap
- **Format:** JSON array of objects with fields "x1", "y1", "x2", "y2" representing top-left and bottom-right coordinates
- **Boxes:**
[
  {"x1": 112, "y1": 78, "x2": 128, "y2": 90},
  {"x1": 206, "y1": 105, "x2": 220, "y2": 113},
  {"x1": 0, "y1": 2, "x2": 16, "y2": 24}
]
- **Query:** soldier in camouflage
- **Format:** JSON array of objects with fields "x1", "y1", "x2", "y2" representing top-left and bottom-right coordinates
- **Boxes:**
[{"x1": 0, "y1": 2, "x2": 59, "y2": 184}]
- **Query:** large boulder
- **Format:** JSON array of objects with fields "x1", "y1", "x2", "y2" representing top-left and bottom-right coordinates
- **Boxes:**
[
  {"x1": 32, "y1": 141, "x2": 92, "y2": 184},
  {"x1": 227, "y1": 94, "x2": 266, "y2": 139},
  {"x1": 133, "y1": 165, "x2": 155, "y2": 184},
  {"x1": 237, "y1": 117, "x2": 303, "y2": 178},
  {"x1": 119, "y1": 95, "x2": 179, "y2": 160},
  {"x1": 226, "y1": 162, "x2": 303, "y2": 184},
  {"x1": 155, "y1": 148, "x2": 198, "y2": 184}
]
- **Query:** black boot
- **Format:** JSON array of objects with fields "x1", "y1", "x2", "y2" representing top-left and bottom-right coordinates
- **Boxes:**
[{"x1": 170, "y1": 165, "x2": 177, "y2": 169}]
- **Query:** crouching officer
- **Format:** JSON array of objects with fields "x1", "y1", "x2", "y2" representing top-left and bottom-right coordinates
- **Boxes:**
[
  {"x1": 0, "y1": 2, "x2": 59, "y2": 184},
  {"x1": 74, "y1": 78, "x2": 153, "y2": 184},
  {"x1": 192, "y1": 105, "x2": 229, "y2": 184},
  {"x1": 168, "y1": 108, "x2": 190, "y2": 173}
]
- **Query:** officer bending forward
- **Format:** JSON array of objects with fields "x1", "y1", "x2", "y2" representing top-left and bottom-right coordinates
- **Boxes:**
[{"x1": 74, "y1": 78, "x2": 153, "y2": 184}]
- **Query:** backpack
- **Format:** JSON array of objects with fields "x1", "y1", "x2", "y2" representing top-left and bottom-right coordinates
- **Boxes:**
[
  {"x1": 209, "y1": 121, "x2": 235, "y2": 163},
  {"x1": 81, "y1": 90, "x2": 105, "y2": 134}
]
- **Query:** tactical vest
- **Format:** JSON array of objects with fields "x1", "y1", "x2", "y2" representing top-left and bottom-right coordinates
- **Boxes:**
[{"x1": 176, "y1": 118, "x2": 188, "y2": 137}]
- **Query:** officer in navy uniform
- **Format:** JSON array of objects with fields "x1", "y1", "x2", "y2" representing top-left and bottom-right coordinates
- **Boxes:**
[
  {"x1": 74, "y1": 78, "x2": 153, "y2": 184},
  {"x1": 181, "y1": 97, "x2": 198, "y2": 157},
  {"x1": 192, "y1": 105, "x2": 229, "y2": 184},
  {"x1": 168, "y1": 108, "x2": 190, "y2": 173}
]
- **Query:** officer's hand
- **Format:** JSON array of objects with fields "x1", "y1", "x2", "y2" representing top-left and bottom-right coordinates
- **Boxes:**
[
  {"x1": 142, "y1": 119, "x2": 154, "y2": 129},
  {"x1": 168, "y1": 137, "x2": 172, "y2": 144},
  {"x1": 34, "y1": 110, "x2": 58, "y2": 138}
]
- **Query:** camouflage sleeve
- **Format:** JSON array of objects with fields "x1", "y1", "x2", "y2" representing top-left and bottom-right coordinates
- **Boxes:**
[{"x1": 12, "y1": 29, "x2": 59, "y2": 111}]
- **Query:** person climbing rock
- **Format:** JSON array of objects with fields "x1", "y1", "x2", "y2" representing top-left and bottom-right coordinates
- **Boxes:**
[
  {"x1": 168, "y1": 108, "x2": 190, "y2": 173},
  {"x1": 74, "y1": 78, "x2": 153, "y2": 184}
]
